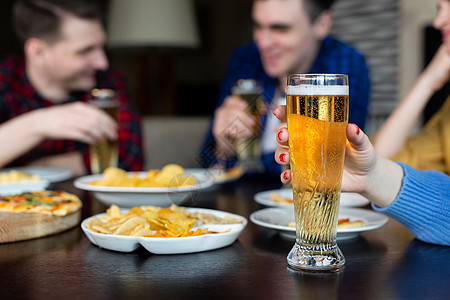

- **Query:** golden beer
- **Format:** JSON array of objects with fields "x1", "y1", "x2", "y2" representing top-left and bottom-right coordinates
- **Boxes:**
[
  {"x1": 232, "y1": 79, "x2": 264, "y2": 171},
  {"x1": 89, "y1": 89, "x2": 119, "y2": 174},
  {"x1": 286, "y1": 75, "x2": 348, "y2": 271},
  {"x1": 90, "y1": 139, "x2": 118, "y2": 174}
]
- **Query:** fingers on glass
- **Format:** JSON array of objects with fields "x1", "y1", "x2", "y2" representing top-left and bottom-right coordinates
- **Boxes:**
[
  {"x1": 276, "y1": 128, "x2": 288, "y2": 144},
  {"x1": 275, "y1": 148, "x2": 289, "y2": 164},
  {"x1": 281, "y1": 170, "x2": 291, "y2": 185}
]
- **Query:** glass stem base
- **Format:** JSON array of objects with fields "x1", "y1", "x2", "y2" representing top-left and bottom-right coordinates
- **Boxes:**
[{"x1": 287, "y1": 242, "x2": 345, "y2": 271}]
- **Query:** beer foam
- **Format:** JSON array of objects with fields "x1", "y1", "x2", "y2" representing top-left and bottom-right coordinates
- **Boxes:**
[{"x1": 287, "y1": 85, "x2": 349, "y2": 95}]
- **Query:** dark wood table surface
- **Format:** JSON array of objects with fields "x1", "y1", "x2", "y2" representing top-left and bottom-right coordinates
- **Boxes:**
[{"x1": 1, "y1": 173, "x2": 449, "y2": 300}]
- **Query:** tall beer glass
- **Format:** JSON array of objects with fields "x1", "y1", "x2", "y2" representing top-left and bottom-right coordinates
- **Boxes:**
[
  {"x1": 286, "y1": 74, "x2": 348, "y2": 271},
  {"x1": 231, "y1": 79, "x2": 264, "y2": 172},
  {"x1": 89, "y1": 88, "x2": 119, "y2": 174}
]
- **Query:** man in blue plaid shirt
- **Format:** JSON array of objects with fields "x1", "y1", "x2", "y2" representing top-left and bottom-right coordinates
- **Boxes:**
[{"x1": 200, "y1": 0, "x2": 371, "y2": 174}]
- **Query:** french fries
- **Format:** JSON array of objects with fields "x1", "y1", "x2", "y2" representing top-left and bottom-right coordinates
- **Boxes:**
[
  {"x1": 270, "y1": 193, "x2": 294, "y2": 204},
  {"x1": 188, "y1": 212, "x2": 242, "y2": 224},
  {"x1": 89, "y1": 164, "x2": 197, "y2": 187},
  {"x1": 86, "y1": 204, "x2": 239, "y2": 238},
  {"x1": 288, "y1": 218, "x2": 366, "y2": 229},
  {"x1": 214, "y1": 166, "x2": 244, "y2": 182},
  {"x1": 337, "y1": 218, "x2": 366, "y2": 229}
]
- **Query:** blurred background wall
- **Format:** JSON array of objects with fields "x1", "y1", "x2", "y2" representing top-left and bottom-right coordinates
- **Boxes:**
[{"x1": 330, "y1": 0, "x2": 399, "y2": 135}]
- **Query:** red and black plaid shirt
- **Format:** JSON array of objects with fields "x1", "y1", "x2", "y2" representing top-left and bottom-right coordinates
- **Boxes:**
[{"x1": 0, "y1": 56, "x2": 144, "y2": 172}]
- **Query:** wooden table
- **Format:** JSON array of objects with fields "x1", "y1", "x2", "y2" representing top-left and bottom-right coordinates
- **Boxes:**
[{"x1": 1, "y1": 173, "x2": 449, "y2": 300}]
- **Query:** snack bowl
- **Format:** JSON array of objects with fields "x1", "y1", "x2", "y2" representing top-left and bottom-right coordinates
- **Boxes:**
[
  {"x1": 74, "y1": 171, "x2": 215, "y2": 207},
  {"x1": 138, "y1": 223, "x2": 246, "y2": 254},
  {"x1": 83, "y1": 228, "x2": 141, "y2": 252},
  {"x1": 81, "y1": 208, "x2": 247, "y2": 254}
]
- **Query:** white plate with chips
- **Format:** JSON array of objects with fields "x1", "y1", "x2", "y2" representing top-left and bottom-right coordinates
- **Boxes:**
[
  {"x1": 0, "y1": 168, "x2": 50, "y2": 195},
  {"x1": 250, "y1": 207, "x2": 388, "y2": 241},
  {"x1": 81, "y1": 207, "x2": 247, "y2": 254},
  {"x1": 74, "y1": 171, "x2": 215, "y2": 207},
  {"x1": 0, "y1": 166, "x2": 73, "y2": 183},
  {"x1": 185, "y1": 167, "x2": 244, "y2": 184},
  {"x1": 254, "y1": 189, "x2": 370, "y2": 208}
]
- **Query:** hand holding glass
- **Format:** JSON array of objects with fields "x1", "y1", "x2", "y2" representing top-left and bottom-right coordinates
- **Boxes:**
[{"x1": 286, "y1": 74, "x2": 348, "y2": 271}]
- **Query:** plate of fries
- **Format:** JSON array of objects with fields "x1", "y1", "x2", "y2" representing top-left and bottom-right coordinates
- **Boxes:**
[
  {"x1": 250, "y1": 207, "x2": 388, "y2": 241},
  {"x1": 184, "y1": 166, "x2": 244, "y2": 184},
  {"x1": 74, "y1": 165, "x2": 215, "y2": 207},
  {"x1": 254, "y1": 189, "x2": 370, "y2": 208},
  {"x1": 81, "y1": 204, "x2": 247, "y2": 254},
  {"x1": 0, "y1": 169, "x2": 49, "y2": 195}
]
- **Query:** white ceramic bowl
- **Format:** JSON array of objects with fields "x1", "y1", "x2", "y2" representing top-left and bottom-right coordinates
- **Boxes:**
[
  {"x1": 81, "y1": 207, "x2": 247, "y2": 254},
  {"x1": 73, "y1": 171, "x2": 215, "y2": 207}
]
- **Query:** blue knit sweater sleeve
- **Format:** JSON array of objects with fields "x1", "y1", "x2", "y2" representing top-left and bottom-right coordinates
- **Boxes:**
[{"x1": 372, "y1": 162, "x2": 450, "y2": 246}]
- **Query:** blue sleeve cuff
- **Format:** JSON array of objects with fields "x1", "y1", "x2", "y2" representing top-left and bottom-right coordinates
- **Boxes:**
[{"x1": 372, "y1": 162, "x2": 450, "y2": 246}]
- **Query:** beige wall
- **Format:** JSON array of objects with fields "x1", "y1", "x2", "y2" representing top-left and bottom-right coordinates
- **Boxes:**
[{"x1": 399, "y1": 0, "x2": 436, "y2": 99}]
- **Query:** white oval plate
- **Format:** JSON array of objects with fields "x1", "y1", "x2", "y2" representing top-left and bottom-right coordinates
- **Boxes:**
[
  {"x1": 250, "y1": 207, "x2": 388, "y2": 241},
  {"x1": 74, "y1": 170, "x2": 215, "y2": 207},
  {"x1": 81, "y1": 207, "x2": 247, "y2": 254},
  {"x1": 0, "y1": 180, "x2": 50, "y2": 196},
  {"x1": 184, "y1": 167, "x2": 244, "y2": 184},
  {"x1": 0, "y1": 167, "x2": 73, "y2": 183},
  {"x1": 254, "y1": 189, "x2": 370, "y2": 208},
  {"x1": 254, "y1": 189, "x2": 294, "y2": 207}
]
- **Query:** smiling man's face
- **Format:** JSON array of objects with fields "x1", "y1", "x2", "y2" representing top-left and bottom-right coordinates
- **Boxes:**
[
  {"x1": 40, "y1": 13, "x2": 109, "y2": 92},
  {"x1": 252, "y1": 0, "x2": 326, "y2": 80}
]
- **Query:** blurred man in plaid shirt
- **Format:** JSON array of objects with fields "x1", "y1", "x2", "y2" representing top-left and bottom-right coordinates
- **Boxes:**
[
  {"x1": 0, "y1": 0, "x2": 144, "y2": 175},
  {"x1": 200, "y1": 0, "x2": 370, "y2": 174}
]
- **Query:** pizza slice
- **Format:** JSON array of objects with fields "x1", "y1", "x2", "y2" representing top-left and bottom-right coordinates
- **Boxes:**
[{"x1": 0, "y1": 190, "x2": 82, "y2": 216}]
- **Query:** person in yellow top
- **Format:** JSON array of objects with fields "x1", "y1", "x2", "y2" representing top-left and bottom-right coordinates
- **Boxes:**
[
  {"x1": 372, "y1": 0, "x2": 450, "y2": 174},
  {"x1": 388, "y1": 96, "x2": 450, "y2": 173}
]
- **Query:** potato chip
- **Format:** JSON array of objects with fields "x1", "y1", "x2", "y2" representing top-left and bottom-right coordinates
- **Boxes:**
[
  {"x1": 160, "y1": 164, "x2": 184, "y2": 176},
  {"x1": 0, "y1": 170, "x2": 41, "y2": 183},
  {"x1": 90, "y1": 167, "x2": 129, "y2": 186},
  {"x1": 147, "y1": 218, "x2": 167, "y2": 231},
  {"x1": 158, "y1": 208, "x2": 197, "y2": 233},
  {"x1": 140, "y1": 210, "x2": 157, "y2": 220},
  {"x1": 169, "y1": 204, "x2": 185, "y2": 213},
  {"x1": 106, "y1": 204, "x2": 123, "y2": 218},
  {"x1": 169, "y1": 174, "x2": 197, "y2": 187},
  {"x1": 114, "y1": 216, "x2": 148, "y2": 235},
  {"x1": 89, "y1": 164, "x2": 197, "y2": 188},
  {"x1": 85, "y1": 204, "x2": 239, "y2": 238},
  {"x1": 137, "y1": 172, "x2": 160, "y2": 187},
  {"x1": 129, "y1": 206, "x2": 144, "y2": 215},
  {"x1": 104, "y1": 167, "x2": 127, "y2": 180},
  {"x1": 130, "y1": 227, "x2": 153, "y2": 237},
  {"x1": 140, "y1": 205, "x2": 161, "y2": 212},
  {"x1": 153, "y1": 164, "x2": 185, "y2": 186},
  {"x1": 92, "y1": 225, "x2": 113, "y2": 234}
]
